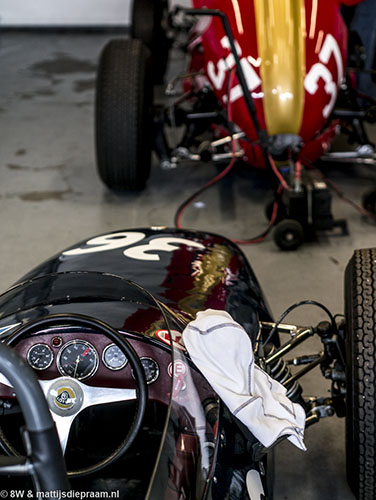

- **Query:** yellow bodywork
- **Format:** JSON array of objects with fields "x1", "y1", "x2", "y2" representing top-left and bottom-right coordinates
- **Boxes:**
[{"x1": 253, "y1": 0, "x2": 306, "y2": 135}]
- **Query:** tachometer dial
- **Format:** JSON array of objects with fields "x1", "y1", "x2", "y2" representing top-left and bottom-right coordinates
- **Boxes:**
[
  {"x1": 132, "y1": 357, "x2": 159, "y2": 384},
  {"x1": 102, "y1": 344, "x2": 128, "y2": 370},
  {"x1": 57, "y1": 340, "x2": 98, "y2": 380},
  {"x1": 27, "y1": 343, "x2": 53, "y2": 370}
]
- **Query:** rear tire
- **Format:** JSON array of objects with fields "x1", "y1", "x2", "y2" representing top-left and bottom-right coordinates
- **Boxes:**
[
  {"x1": 345, "y1": 248, "x2": 376, "y2": 499},
  {"x1": 95, "y1": 39, "x2": 153, "y2": 191}
]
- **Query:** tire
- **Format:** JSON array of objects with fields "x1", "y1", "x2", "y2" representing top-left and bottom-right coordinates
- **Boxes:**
[
  {"x1": 273, "y1": 219, "x2": 304, "y2": 251},
  {"x1": 131, "y1": 0, "x2": 170, "y2": 83},
  {"x1": 345, "y1": 248, "x2": 376, "y2": 500},
  {"x1": 95, "y1": 39, "x2": 153, "y2": 191}
]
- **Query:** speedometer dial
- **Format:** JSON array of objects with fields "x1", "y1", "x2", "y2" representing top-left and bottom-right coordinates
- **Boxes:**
[
  {"x1": 57, "y1": 340, "x2": 98, "y2": 380},
  {"x1": 27, "y1": 344, "x2": 53, "y2": 370}
]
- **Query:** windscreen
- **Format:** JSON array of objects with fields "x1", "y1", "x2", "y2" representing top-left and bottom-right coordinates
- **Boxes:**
[{"x1": 146, "y1": 327, "x2": 220, "y2": 500}]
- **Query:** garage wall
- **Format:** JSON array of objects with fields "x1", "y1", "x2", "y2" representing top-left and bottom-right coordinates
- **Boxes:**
[
  {"x1": 0, "y1": 0, "x2": 191, "y2": 27},
  {"x1": 0, "y1": 0, "x2": 131, "y2": 26}
]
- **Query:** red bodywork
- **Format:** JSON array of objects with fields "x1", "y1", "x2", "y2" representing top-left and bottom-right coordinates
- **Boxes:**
[{"x1": 187, "y1": 0, "x2": 349, "y2": 167}]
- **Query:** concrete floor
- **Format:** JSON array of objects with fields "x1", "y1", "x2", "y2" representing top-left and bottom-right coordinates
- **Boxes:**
[{"x1": 1, "y1": 32, "x2": 376, "y2": 499}]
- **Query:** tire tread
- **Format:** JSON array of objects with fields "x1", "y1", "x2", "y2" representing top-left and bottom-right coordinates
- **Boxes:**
[
  {"x1": 95, "y1": 38, "x2": 152, "y2": 191},
  {"x1": 346, "y1": 248, "x2": 376, "y2": 499}
]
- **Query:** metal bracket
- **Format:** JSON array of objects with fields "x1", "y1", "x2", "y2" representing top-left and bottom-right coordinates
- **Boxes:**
[
  {"x1": 168, "y1": 133, "x2": 245, "y2": 169},
  {"x1": 321, "y1": 144, "x2": 375, "y2": 165},
  {"x1": 259, "y1": 321, "x2": 299, "y2": 339},
  {"x1": 305, "y1": 397, "x2": 335, "y2": 427}
]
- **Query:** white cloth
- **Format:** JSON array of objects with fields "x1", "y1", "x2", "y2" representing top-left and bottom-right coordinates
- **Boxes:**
[{"x1": 182, "y1": 309, "x2": 306, "y2": 451}]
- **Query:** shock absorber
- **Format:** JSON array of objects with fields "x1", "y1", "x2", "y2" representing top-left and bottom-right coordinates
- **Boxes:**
[{"x1": 264, "y1": 344, "x2": 303, "y2": 404}]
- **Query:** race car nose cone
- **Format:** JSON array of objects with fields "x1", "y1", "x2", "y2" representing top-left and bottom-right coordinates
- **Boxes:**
[
  {"x1": 254, "y1": 0, "x2": 306, "y2": 136},
  {"x1": 46, "y1": 377, "x2": 84, "y2": 416}
]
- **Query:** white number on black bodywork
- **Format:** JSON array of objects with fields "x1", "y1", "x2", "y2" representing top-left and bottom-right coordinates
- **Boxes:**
[{"x1": 62, "y1": 232, "x2": 205, "y2": 262}]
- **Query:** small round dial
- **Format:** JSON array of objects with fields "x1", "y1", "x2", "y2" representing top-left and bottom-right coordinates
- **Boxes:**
[
  {"x1": 132, "y1": 357, "x2": 159, "y2": 384},
  {"x1": 27, "y1": 344, "x2": 53, "y2": 370},
  {"x1": 58, "y1": 340, "x2": 98, "y2": 380},
  {"x1": 102, "y1": 344, "x2": 128, "y2": 371}
]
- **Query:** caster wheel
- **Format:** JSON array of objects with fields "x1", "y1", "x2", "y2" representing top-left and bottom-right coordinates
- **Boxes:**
[
  {"x1": 362, "y1": 189, "x2": 376, "y2": 215},
  {"x1": 273, "y1": 219, "x2": 304, "y2": 251}
]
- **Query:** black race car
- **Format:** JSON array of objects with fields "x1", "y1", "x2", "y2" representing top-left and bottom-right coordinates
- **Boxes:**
[{"x1": 0, "y1": 227, "x2": 373, "y2": 499}]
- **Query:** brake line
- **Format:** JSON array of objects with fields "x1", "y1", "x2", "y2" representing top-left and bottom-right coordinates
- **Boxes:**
[{"x1": 261, "y1": 299, "x2": 337, "y2": 348}]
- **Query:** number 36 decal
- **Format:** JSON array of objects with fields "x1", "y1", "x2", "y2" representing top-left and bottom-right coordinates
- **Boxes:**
[{"x1": 62, "y1": 232, "x2": 205, "y2": 261}]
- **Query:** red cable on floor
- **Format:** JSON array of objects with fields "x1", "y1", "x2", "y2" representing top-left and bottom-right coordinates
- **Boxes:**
[
  {"x1": 174, "y1": 154, "x2": 237, "y2": 228},
  {"x1": 232, "y1": 186, "x2": 281, "y2": 244},
  {"x1": 175, "y1": 68, "x2": 238, "y2": 229},
  {"x1": 324, "y1": 176, "x2": 376, "y2": 220}
]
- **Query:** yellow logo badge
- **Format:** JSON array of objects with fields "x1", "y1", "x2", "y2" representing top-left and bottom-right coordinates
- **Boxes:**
[{"x1": 54, "y1": 387, "x2": 76, "y2": 410}]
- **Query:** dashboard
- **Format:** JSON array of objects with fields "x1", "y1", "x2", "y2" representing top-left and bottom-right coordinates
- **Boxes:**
[
  {"x1": 27, "y1": 339, "x2": 159, "y2": 383},
  {"x1": 0, "y1": 323, "x2": 220, "y2": 458},
  {"x1": 0, "y1": 326, "x2": 175, "y2": 403}
]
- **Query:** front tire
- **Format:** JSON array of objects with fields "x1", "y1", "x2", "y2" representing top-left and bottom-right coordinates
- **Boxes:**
[
  {"x1": 345, "y1": 248, "x2": 376, "y2": 499},
  {"x1": 95, "y1": 39, "x2": 153, "y2": 192}
]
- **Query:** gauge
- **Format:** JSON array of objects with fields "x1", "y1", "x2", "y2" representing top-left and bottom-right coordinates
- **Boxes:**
[
  {"x1": 27, "y1": 343, "x2": 53, "y2": 370},
  {"x1": 57, "y1": 340, "x2": 98, "y2": 380},
  {"x1": 102, "y1": 344, "x2": 128, "y2": 370},
  {"x1": 133, "y1": 357, "x2": 159, "y2": 384}
]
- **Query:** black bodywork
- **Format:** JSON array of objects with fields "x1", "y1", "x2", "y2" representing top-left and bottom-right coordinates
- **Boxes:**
[
  {"x1": 0, "y1": 228, "x2": 276, "y2": 498},
  {"x1": 0, "y1": 228, "x2": 352, "y2": 498}
]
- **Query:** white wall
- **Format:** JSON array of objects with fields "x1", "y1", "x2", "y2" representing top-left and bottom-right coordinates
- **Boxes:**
[
  {"x1": 0, "y1": 0, "x2": 131, "y2": 26},
  {"x1": 0, "y1": 0, "x2": 191, "y2": 27}
]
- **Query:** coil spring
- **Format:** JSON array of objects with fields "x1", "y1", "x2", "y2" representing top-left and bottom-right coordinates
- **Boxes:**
[{"x1": 265, "y1": 344, "x2": 303, "y2": 403}]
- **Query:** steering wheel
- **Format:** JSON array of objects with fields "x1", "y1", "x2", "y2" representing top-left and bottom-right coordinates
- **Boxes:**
[
  {"x1": 0, "y1": 342, "x2": 69, "y2": 491},
  {"x1": 1, "y1": 313, "x2": 148, "y2": 478}
]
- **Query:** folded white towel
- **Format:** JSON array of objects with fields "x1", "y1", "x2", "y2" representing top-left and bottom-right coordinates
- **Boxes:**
[{"x1": 182, "y1": 309, "x2": 306, "y2": 451}]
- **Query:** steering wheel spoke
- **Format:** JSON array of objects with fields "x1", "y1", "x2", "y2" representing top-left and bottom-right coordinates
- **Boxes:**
[
  {"x1": 52, "y1": 413, "x2": 76, "y2": 455},
  {"x1": 82, "y1": 384, "x2": 137, "y2": 408},
  {"x1": 0, "y1": 373, "x2": 13, "y2": 389},
  {"x1": 38, "y1": 377, "x2": 137, "y2": 454}
]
